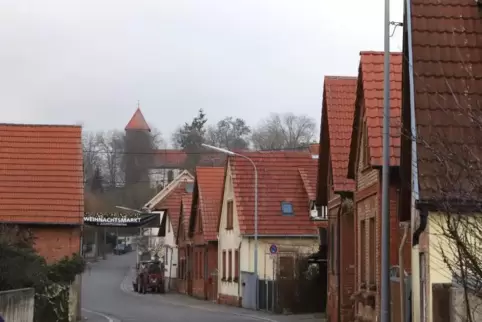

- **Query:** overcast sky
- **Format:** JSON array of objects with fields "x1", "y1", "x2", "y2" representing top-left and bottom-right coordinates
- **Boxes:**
[{"x1": 1, "y1": 0, "x2": 403, "y2": 142}]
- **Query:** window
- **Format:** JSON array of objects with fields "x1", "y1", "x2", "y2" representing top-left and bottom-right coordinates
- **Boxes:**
[
  {"x1": 167, "y1": 216, "x2": 170, "y2": 232},
  {"x1": 369, "y1": 218, "x2": 376, "y2": 285},
  {"x1": 185, "y1": 182, "x2": 194, "y2": 193},
  {"x1": 226, "y1": 200, "x2": 234, "y2": 229},
  {"x1": 222, "y1": 250, "x2": 226, "y2": 280},
  {"x1": 360, "y1": 220, "x2": 366, "y2": 285},
  {"x1": 234, "y1": 249, "x2": 240, "y2": 282},
  {"x1": 228, "y1": 250, "x2": 233, "y2": 281},
  {"x1": 281, "y1": 201, "x2": 294, "y2": 215}
]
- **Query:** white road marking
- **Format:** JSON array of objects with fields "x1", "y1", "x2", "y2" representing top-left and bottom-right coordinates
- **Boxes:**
[{"x1": 82, "y1": 308, "x2": 119, "y2": 322}]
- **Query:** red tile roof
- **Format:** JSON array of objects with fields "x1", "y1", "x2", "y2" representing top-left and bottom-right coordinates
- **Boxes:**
[
  {"x1": 308, "y1": 144, "x2": 319, "y2": 157},
  {"x1": 154, "y1": 181, "x2": 192, "y2": 238},
  {"x1": 348, "y1": 52, "x2": 402, "y2": 176},
  {"x1": 404, "y1": 0, "x2": 482, "y2": 202},
  {"x1": 226, "y1": 151, "x2": 319, "y2": 236},
  {"x1": 322, "y1": 76, "x2": 357, "y2": 192},
  {"x1": 180, "y1": 194, "x2": 193, "y2": 237},
  {"x1": 0, "y1": 124, "x2": 83, "y2": 225},
  {"x1": 194, "y1": 167, "x2": 225, "y2": 241},
  {"x1": 125, "y1": 108, "x2": 151, "y2": 131}
]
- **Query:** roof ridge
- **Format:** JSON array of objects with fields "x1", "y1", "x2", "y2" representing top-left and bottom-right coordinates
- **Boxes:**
[
  {"x1": 0, "y1": 123, "x2": 82, "y2": 128},
  {"x1": 360, "y1": 51, "x2": 402, "y2": 56},
  {"x1": 325, "y1": 75, "x2": 357, "y2": 80}
]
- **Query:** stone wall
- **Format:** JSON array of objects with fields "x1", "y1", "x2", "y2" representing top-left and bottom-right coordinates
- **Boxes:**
[{"x1": 0, "y1": 288, "x2": 35, "y2": 322}]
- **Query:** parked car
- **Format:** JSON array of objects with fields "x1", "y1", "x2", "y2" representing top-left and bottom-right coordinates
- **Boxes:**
[
  {"x1": 133, "y1": 260, "x2": 165, "y2": 294},
  {"x1": 113, "y1": 244, "x2": 127, "y2": 255},
  {"x1": 125, "y1": 244, "x2": 132, "y2": 252}
]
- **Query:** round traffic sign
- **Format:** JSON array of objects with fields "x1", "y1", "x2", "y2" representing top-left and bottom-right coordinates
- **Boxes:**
[{"x1": 269, "y1": 244, "x2": 278, "y2": 254}]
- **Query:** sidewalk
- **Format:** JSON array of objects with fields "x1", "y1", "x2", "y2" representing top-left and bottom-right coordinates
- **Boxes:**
[{"x1": 161, "y1": 293, "x2": 325, "y2": 322}]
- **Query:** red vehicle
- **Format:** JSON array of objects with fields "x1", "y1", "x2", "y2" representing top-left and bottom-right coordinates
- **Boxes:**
[{"x1": 133, "y1": 260, "x2": 165, "y2": 294}]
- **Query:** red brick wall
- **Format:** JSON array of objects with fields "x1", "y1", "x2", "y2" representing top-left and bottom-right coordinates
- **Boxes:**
[
  {"x1": 218, "y1": 293, "x2": 241, "y2": 307},
  {"x1": 340, "y1": 205, "x2": 356, "y2": 322},
  {"x1": 29, "y1": 226, "x2": 81, "y2": 263}
]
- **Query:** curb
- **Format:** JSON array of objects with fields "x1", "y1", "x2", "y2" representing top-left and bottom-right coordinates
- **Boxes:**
[{"x1": 119, "y1": 269, "x2": 282, "y2": 322}]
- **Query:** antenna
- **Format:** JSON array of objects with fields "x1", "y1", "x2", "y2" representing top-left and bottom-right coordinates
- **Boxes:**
[{"x1": 137, "y1": 100, "x2": 140, "y2": 109}]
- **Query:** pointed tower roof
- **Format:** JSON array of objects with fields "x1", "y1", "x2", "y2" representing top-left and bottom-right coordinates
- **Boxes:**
[{"x1": 125, "y1": 108, "x2": 151, "y2": 131}]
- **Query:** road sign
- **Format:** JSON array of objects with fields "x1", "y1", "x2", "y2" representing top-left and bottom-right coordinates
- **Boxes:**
[{"x1": 269, "y1": 244, "x2": 278, "y2": 254}]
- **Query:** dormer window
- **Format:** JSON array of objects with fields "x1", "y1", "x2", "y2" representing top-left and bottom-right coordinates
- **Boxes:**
[{"x1": 281, "y1": 201, "x2": 294, "y2": 216}]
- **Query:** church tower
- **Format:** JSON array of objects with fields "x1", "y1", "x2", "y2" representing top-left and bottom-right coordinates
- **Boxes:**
[{"x1": 124, "y1": 107, "x2": 152, "y2": 187}]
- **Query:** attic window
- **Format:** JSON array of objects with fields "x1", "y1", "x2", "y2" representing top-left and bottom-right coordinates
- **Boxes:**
[
  {"x1": 281, "y1": 202, "x2": 294, "y2": 216},
  {"x1": 185, "y1": 183, "x2": 194, "y2": 193}
]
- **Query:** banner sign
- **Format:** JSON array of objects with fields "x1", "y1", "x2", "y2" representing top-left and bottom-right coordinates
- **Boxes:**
[{"x1": 84, "y1": 212, "x2": 159, "y2": 227}]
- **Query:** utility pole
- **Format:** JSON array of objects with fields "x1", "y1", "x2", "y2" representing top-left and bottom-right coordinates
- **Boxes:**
[{"x1": 381, "y1": 0, "x2": 391, "y2": 320}]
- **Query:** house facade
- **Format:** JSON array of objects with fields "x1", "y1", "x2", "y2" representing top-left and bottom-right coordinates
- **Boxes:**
[
  {"x1": 317, "y1": 76, "x2": 357, "y2": 322},
  {"x1": 143, "y1": 170, "x2": 194, "y2": 289},
  {"x1": 398, "y1": 2, "x2": 482, "y2": 321},
  {"x1": 189, "y1": 167, "x2": 225, "y2": 302},
  {"x1": 176, "y1": 195, "x2": 193, "y2": 295},
  {"x1": 217, "y1": 151, "x2": 320, "y2": 310},
  {"x1": 0, "y1": 124, "x2": 84, "y2": 263},
  {"x1": 346, "y1": 52, "x2": 411, "y2": 321}
]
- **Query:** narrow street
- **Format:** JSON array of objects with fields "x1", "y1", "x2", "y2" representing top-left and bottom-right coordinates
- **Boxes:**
[{"x1": 81, "y1": 252, "x2": 300, "y2": 322}]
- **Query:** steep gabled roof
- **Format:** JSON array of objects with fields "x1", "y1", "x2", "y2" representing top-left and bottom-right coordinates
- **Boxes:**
[
  {"x1": 189, "y1": 167, "x2": 225, "y2": 241},
  {"x1": 0, "y1": 124, "x2": 83, "y2": 225},
  {"x1": 143, "y1": 170, "x2": 194, "y2": 210},
  {"x1": 125, "y1": 108, "x2": 151, "y2": 131},
  {"x1": 348, "y1": 52, "x2": 402, "y2": 178},
  {"x1": 176, "y1": 195, "x2": 193, "y2": 244},
  {"x1": 317, "y1": 76, "x2": 357, "y2": 203},
  {"x1": 219, "y1": 151, "x2": 318, "y2": 236},
  {"x1": 402, "y1": 0, "x2": 482, "y2": 204},
  {"x1": 153, "y1": 181, "x2": 193, "y2": 239}
]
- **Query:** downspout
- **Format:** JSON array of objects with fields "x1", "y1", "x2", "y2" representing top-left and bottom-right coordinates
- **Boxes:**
[
  {"x1": 405, "y1": 0, "x2": 421, "y2": 320},
  {"x1": 399, "y1": 223, "x2": 409, "y2": 322},
  {"x1": 337, "y1": 201, "x2": 342, "y2": 322},
  {"x1": 237, "y1": 240, "x2": 242, "y2": 303}
]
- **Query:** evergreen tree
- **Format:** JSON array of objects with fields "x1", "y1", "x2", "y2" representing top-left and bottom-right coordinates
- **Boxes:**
[{"x1": 172, "y1": 109, "x2": 208, "y2": 171}]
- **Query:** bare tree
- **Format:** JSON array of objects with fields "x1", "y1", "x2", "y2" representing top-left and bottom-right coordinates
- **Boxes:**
[
  {"x1": 205, "y1": 116, "x2": 251, "y2": 150},
  {"x1": 82, "y1": 131, "x2": 102, "y2": 185},
  {"x1": 251, "y1": 113, "x2": 317, "y2": 150},
  {"x1": 96, "y1": 130, "x2": 125, "y2": 188}
]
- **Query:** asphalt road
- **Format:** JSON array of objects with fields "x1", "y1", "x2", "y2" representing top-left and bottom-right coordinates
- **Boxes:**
[{"x1": 81, "y1": 252, "x2": 273, "y2": 322}]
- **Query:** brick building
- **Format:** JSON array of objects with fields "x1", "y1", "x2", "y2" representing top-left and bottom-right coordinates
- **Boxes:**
[
  {"x1": 346, "y1": 52, "x2": 411, "y2": 321},
  {"x1": 176, "y1": 195, "x2": 193, "y2": 295},
  {"x1": 317, "y1": 76, "x2": 357, "y2": 322},
  {"x1": 0, "y1": 124, "x2": 83, "y2": 263},
  {"x1": 188, "y1": 167, "x2": 225, "y2": 302}
]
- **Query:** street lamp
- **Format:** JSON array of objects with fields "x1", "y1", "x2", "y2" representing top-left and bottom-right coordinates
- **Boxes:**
[{"x1": 201, "y1": 143, "x2": 259, "y2": 310}]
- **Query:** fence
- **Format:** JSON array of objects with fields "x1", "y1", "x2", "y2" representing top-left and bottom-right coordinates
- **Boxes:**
[{"x1": 0, "y1": 288, "x2": 35, "y2": 322}]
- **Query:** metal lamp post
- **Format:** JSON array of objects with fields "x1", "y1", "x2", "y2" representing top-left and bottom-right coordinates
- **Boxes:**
[
  {"x1": 381, "y1": 0, "x2": 391, "y2": 320},
  {"x1": 201, "y1": 144, "x2": 259, "y2": 310}
]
